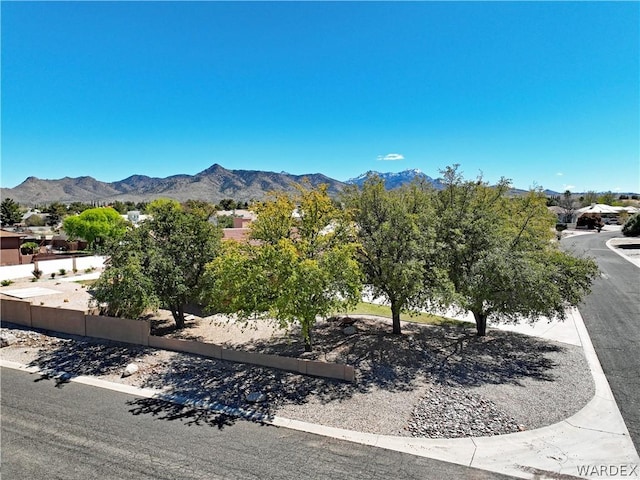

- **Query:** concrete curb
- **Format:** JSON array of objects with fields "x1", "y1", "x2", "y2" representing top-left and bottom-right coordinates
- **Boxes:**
[
  {"x1": 606, "y1": 238, "x2": 640, "y2": 268},
  {"x1": 2, "y1": 307, "x2": 638, "y2": 479}
]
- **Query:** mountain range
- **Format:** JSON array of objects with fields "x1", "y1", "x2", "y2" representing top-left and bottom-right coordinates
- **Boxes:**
[
  {"x1": 1, "y1": 164, "x2": 559, "y2": 205},
  {"x1": 1, "y1": 164, "x2": 345, "y2": 206},
  {"x1": 346, "y1": 169, "x2": 446, "y2": 190}
]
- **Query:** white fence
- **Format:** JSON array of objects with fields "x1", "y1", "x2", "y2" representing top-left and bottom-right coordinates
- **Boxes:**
[{"x1": 0, "y1": 256, "x2": 106, "y2": 281}]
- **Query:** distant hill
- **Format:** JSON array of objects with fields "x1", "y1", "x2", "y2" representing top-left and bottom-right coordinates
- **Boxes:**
[
  {"x1": 0, "y1": 164, "x2": 346, "y2": 206},
  {"x1": 346, "y1": 169, "x2": 446, "y2": 190},
  {"x1": 6, "y1": 163, "x2": 631, "y2": 206},
  {"x1": 347, "y1": 170, "x2": 569, "y2": 196}
]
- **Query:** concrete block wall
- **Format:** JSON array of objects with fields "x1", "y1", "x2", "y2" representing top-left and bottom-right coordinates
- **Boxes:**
[
  {"x1": 152, "y1": 334, "x2": 354, "y2": 382},
  {"x1": 31, "y1": 305, "x2": 86, "y2": 336},
  {"x1": 148, "y1": 335, "x2": 222, "y2": 358},
  {"x1": 1, "y1": 298, "x2": 32, "y2": 327},
  {"x1": 1, "y1": 298, "x2": 355, "y2": 382},
  {"x1": 86, "y1": 315, "x2": 150, "y2": 346}
]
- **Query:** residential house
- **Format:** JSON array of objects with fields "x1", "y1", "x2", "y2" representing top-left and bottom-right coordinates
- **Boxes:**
[{"x1": 0, "y1": 230, "x2": 28, "y2": 266}]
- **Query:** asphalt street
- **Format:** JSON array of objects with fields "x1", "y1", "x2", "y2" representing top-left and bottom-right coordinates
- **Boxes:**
[
  {"x1": 1, "y1": 367, "x2": 515, "y2": 480},
  {"x1": 564, "y1": 231, "x2": 640, "y2": 452}
]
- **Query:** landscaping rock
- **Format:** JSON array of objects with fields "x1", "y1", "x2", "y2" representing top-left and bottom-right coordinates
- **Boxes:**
[
  {"x1": 407, "y1": 383, "x2": 521, "y2": 438},
  {"x1": 343, "y1": 326, "x2": 356, "y2": 335},
  {"x1": 122, "y1": 363, "x2": 139, "y2": 377},
  {"x1": 246, "y1": 392, "x2": 267, "y2": 403},
  {"x1": 0, "y1": 333, "x2": 18, "y2": 347}
]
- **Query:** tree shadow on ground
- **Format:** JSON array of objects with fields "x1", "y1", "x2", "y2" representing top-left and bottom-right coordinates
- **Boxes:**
[
  {"x1": 148, "y1": 312, "x2": 203, "y2": 340},
  {"x1": 225, "y1": 317, "x2": 564, "y2": 389},
  {"x1": 133, "y1": 316, "x2": 565, "y2": 426},
  {"x1": 3, "y1": 323, "x2": 152, "y2": 388},
  {"x1": 5, "y1": 315, "x2": 566, "y2": 430},
  {"x1": 126, "y1": 397, "x2": 246, "y2": 430},
  {"x1": 134, "y1": 349, "x2": 357, "y2": 423}
]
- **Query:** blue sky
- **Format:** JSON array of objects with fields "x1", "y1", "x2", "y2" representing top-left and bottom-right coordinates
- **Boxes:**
[{"x1": 2, "y1": 1, "x2": 639, "y2": 193}]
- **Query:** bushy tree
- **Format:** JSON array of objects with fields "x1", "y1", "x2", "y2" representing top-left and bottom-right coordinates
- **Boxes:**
[
  {"x1": 580, "y1": 191, "x2": 599, "y2": 207},
  {"x1": 343, "y1": 176, "x2": 447, "y2": 334},
  {"x1": 597, "y1": 191, "x2": 616, "y2": 206},
  {"x1": 184, "y1": 199, "x2": 216, "y2": 220},
  {"x1": 1, "y1": 198, "x2": 22, "y2": 226},
  {"x1": 94, "y1": 200, "x2": 223, "y2": 327},
  {"x1": 63, "y1": 207, "x2": 127, "y2": 250},
  {"x1": 67, "y1": 202, "x2": 92, "y2": 214},
  {"x1": 217, "y1": 198, "x2": 245, "y2": 211},
  {"x1": 622, "y1": 213, "x2": 640, "y2": 237},
  {"x1": 435, "y1": 165, "x2": 599, "y2": 336},
  {"x1": 44, "y1": 202, "x2": 67, "y2": 227},
  {"x1": 25, "y1": 214, "x2": 45, "y2": 227},
  {"x1": 20, "y1": 242, "x2": 39, "y2": 254},
  {"x1": 202, "y1": 184, "x2": 361, "y2": 351},
  {"x1": 91, "y1": 227, "x2": 159, "y2": 319}
]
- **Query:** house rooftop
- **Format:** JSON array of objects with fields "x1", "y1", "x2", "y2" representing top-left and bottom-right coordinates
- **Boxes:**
[{"x1": 0, "y1": 230, "x2": 28, "y2": 238}]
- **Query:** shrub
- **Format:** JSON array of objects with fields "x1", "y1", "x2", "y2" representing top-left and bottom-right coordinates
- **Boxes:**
[
  {"x1": 50, "y1": 272, "x2": 56, "y2": 279},
  {"x1": 555, "y1": 223, "x2": 567, "y2": 232},
  {"x1": 20, "y1": 242, "x2": 40, "y2": 255},
  {"x1": 622, "y1": 213, "x2": 640, "y2": 237},
  {"x1": 59, "y1": 269, "x2": 67, "y2": 276},
  {"x1": 32, "y1": 268, "x2": 43, "y2": 279},
  {"x1": 25, "y1": 215, "x2": 45, "y2": 227},
  {"x1": 1, "y1": 279, "x2": 13, "y2": 286}
]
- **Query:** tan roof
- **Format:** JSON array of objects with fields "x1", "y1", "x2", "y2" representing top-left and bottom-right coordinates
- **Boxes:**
[
  {"x1": 222, "y1": 228, "x2": 251, "y2": 242},
  {"x1": 0, "y1": 230, "x2": 28, "y2": 238}
]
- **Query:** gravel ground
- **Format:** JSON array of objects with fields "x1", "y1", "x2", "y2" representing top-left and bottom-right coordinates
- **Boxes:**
[{"x1": 1, "y1": 312, "x2": 595, "y2": 439}]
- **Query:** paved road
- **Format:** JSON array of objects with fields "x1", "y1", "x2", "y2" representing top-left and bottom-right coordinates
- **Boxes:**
[
  {"x1": 564, "y1": 231, "x2": 640, "y2": 452},
  {"x1": 1, "y1": 367, "x2": 514, "y2": 480}
]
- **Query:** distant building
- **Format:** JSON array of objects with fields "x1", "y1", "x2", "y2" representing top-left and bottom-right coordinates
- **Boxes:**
[
  {"x1": 0, "y1": 230, "x2": 28, "y2": 266},
  {"x1": 123, "y1": 210, "x2": 150, "y2": 225}
]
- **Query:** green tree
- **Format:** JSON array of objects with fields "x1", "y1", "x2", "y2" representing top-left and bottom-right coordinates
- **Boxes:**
[
  {"x1": 20, "y1": 241, "x2": 40, "y2": 254},
  {"x1": 67, "y1": 202, "x2": 92, "y2": 214},
  {"x1": 622, "y1": 213, "x2": 640, "y2": 237},
  {"x1": 435, "y1": 165, "x2": 599, "y2": 336},
  {"x1": 202, "y1": 184, "x2": 361, "y2": 351},
  {"x1": 342, "y1": 176, "x2": 447, "y2": 334},
  {"x1": 110, "y1": 201, "x2": 129, "y2": 214},
  {"x1": 1, "y1": 198, "x2": 22, "y2": 226},
  {"x1": 44, "y1": 202, "x2": 68, "y2": 227},
  {"x1": 91, "y1": 227, "x2": 159, "y2": 319},
  {"x1": 217, "y1": 198, "x2": 243, "y2": 211},
  {"x1": 25, "y1": 214, "x2": 45, "y2": 227},
  {"x1": 597, "y1": 191, "x2": 616, "y2": 206},
  {"x1": 95, "y1": 200, "x2": 223, "y2": 327},
  {"x1": 215, "y1": 215, "x2": 234, "y2": 229},
  {"x1": 184, "y1": 199, "x2": 216, "y2": 220},
  {"x1": 63, "y1": 207, "x2": 127, "y2": 250},
  {"x1": 580, "y1": 191, "x2": 599, "y2": 207}
]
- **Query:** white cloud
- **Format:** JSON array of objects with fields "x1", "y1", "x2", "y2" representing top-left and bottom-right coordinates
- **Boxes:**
[
  {"x1": 556, "y1": 172, "x2": 564, "y2": 176},
  {"x1": 377, "y1": 153, "x2": 404, "y2": 161},
  {"x1": 563, "y1": 184, "x2": 576, "y2": 191}
]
